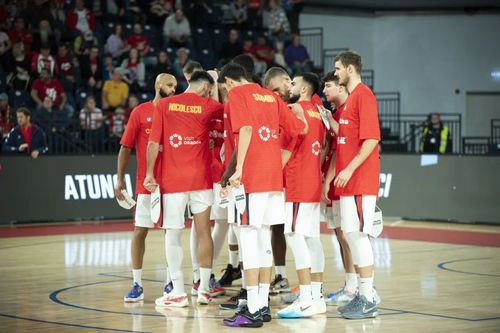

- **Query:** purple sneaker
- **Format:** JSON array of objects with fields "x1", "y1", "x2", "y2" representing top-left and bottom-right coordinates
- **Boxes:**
[{"x1": 223, "y1": 306, "x2": 263, "y2": 328}]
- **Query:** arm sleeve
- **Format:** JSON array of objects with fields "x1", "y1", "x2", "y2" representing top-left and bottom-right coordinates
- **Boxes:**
[
  {"x1": 120, "y1": 108, "x2": 139, "y2": 148},
  {"x1": 359, "y1": 92, "x2": 381, "y2": 141},
  {"x1": 229, "y1": 89, "x2": 251, "y2": 132},
  {"x1": 149, "y1": 100, "x2": 163, "y2": 144}
]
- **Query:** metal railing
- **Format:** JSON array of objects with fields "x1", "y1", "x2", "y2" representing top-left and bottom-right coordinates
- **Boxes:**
[
  {"x1": 462, "y1": 137, "x2": 491, "y2": 155},
  {"x1": 380, "y1": 113, "x2": 462, "y2": 154},
  {"x1": 300, "y1": 27, "x2": 324, "y2": 70},
  {"x1": 361, "y1": 69, "x2": 375, "y2": 91},
  {"x1": 376, "y1": 92, "x2": 400, "y2": 137}
]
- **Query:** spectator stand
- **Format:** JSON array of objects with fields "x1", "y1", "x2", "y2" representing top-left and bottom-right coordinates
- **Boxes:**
[{"x1": 299, "y1": 27, "x2": 323, "y2": 72}]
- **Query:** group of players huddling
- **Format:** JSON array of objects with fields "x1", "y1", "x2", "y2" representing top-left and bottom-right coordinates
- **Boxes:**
[{"x1": 114, "y1": 50, "x2": 381, "y2": 327}]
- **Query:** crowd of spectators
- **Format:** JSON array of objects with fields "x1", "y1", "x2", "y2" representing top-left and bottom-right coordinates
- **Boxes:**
[{"x1": 0, "y1": 0, "x2": 311, "y2": 156}]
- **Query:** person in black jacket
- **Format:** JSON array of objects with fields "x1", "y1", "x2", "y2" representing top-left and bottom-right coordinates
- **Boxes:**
[{"x1": 3, "y1": 107, "x2": 48, "y2": 159}]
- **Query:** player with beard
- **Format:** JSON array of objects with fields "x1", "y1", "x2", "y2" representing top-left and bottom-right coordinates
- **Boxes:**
[
  {"x1": 117, "y1": 73, "x2": 177, "y2": 302},
  {"x1": 277, "y1": 73, "x2": 327, "y2": 318},
  {"x1": 323, "y1": 51, "x2": 381, "y2": 319}
]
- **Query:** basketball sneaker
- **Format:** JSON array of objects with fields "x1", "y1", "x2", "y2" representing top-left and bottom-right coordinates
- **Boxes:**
[
  {"x1": 260, "y1": 306, "x2": 272, "y2": 322},
  {"x1": 281, "y1": 285, "x2": 300, "y2": 304},
  {"x1": 223, "y1": 305, "x2": 263, "y2": 328},
  {"x1": 208, "y1": 274, "x2": 226, "y2": 297},
  {"x1": 191, "y1": 280, "x2": 200, "y2": 296},
  {"x1": 163, "y1": 281, "x2": 174, "y2": 296},
  {"x1": 218, "y1": 264, "x2": 242, "y2": 287},
  {"x1": 219, "y1": 288, "x2": 248, "y2": 310},
  {"x1": 313, "y1": 296, "x2": 327, "y2": 314},
  {"x1": 270, "y1": 274, "x2": 291, "y2": 294},
  {"x1": 197, "y1": 292, "x2": 212, "y2": 305},
  {"x1": 124, "y1": 283, "x2": 144, "y2": 302},
  {"x1": 340, "y1": 295, "x2": 378, "y2": 319},
  {"x1": 155, "y1": 293, "x2": 189, "y2": 308},
  {"x1": 277, "y1": 299, "x2": 316, "y2": 318},
  {"x1": 326, "y1": 287, "x2": 356, "y2": 306}
]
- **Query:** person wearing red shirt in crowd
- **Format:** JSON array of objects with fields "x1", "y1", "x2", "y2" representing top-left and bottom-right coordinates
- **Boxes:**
[
  {"x1": 277, "y1": 72, "x2": 327, "y2": 318},
  {"x1": 31, "y1": 68, "x2": 73, "y2": 119},
  {"x1": 145, "y1": 71, "x2": 223, "y2": 308},
  {"x1": 2, "y1": 107, "x2": 47, "y2": 158},
  {"x1": 0, "y1": 93, "x2": 13, "y2": 138},
  {"x1": 55, "y1": 43, "x2": 76, "y2": 92},
  {"x1": 66, "y1": 0, "x2": 96, "y2": 35},
  {"x1": 8, "y1": 17, "x2": 34, "y2": 57},
  {"x1": 252, "y1": 35, "x2": 276, "y2": 67},
  {"x1": 218, "y1": 63, "x2": 308, "y2": 328},
  {"x1": 262, "y1": 66, "x2": 291, "y2": 293},
  {"x1": 126, "y1": 23, "x2": 150, "y2": 58},
  {"x1": 116, "y1": 73, "x2": 177, "y2": 303},
  {"x1": 31, "y1": 44, "x2": 57, "y2": 77},
  {"x1": 321, "y1": 71, "x2": 360, "y2": 308},
  {"x1": 323, "y1": 52, "x2": 381, "y2": 320}
]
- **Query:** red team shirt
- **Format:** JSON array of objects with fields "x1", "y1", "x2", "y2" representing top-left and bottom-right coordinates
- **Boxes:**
[
  {"x1": 284, "y1": 100, "x2": 326, "y2": 202},
  {"x1": 335, "y1": 83, "x2": 380, "y2": 196},
  {"x1": 229, "y1": 83, "x2": 305, "y2": 193},
  {"x1": 222, "y1": 103, "x2": 235, "y2": 170},
  {"x1": 209, "y1": 117, "x2": 225, "y2": 182},
  {"x1": 120, "y1": 102, "x2": 162, "y2": 195},
  {"x1": 326, "y1": 104, "x2": 344, "y2": 201},
  {"x1": 150, "y1": 93, "x2": 223, "y2": 193}
]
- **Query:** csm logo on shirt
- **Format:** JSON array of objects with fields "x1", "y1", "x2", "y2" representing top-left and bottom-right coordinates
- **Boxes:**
[
  {"x1": 65, "y1": 174, "x2": 133, "y2": 200},
  {"x1": 311, "y1": 141, "x2": 321, "y2": 156},
  {"x1": 169, "y1": 133, "x2": 202, "y2": 148}
]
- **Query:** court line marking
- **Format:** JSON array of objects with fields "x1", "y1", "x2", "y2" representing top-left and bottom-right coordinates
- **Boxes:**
[
  {"x1": 0, "y1": 312, "x2": 150, "y2": 333},
  {"x1": 0, "y1": 240, "x2": 63, "y2": 250},
  {"x1": 379, "y1": 307, "x2": 500, "y2": 322},
  {"x1": 437, "y1": 257, "x2": 500, "y2": 278}
]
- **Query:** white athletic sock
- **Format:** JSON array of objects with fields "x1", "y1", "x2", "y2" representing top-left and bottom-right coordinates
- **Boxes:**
[
  {"x1": 275, "y1": 265, "x2": 286, "y2": 278},
  {"x1": 247, "y1": 285, "x2": 259, "y2": 314},
  {"x1": 200, "y1": 267, "x2": 212, "y2": 293},
  {"x1": 311, "y1": 281, "x2": 323, "y2": 300},
  {"x1": 229, "y1": 250, "x2": 239, "y2": 267},
  {"x1": 258, "y1": 283, "x2": 270, "y2": 308},
  {"x1": 190, "y1": 227, "x2": 200, "y2": 282},
  {"x1": 166, "y1": 268, "x2": 171, "y2": 284},
  {"x1": 171, "y1": 270, "x2": 185, "y2": 295},
  {"x1": 345, "y1": 273, "x2": 357, "y2": 293},
  {"x1": 299, "y1": 284, "x2": 312, "y2": 307},
  {"x1": 359, "y1": 277, "x2": 374, "y2": 301},
  {"x1": 357, "y1": 273, "x2": 361, "y2": 289},
  {"x1": 241, "y1": 264, "x2": 247, "y2": 288},
  {"x1": 132, "y1": 269, "x2": 142, "y2": 286}
]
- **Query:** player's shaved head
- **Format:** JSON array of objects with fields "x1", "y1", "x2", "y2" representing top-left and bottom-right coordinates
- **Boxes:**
[{"x1": 156, "y1": 73, "x2": 177, "y2": 97}]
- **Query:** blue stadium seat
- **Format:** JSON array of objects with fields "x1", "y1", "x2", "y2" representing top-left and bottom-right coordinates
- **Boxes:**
[
  {"x1": 75, "y1": 90, "x2": 90, "y2": 110},
  {"x1": 139, "y1": 92, "x2": 153, "y2": 103},
  {"x1": 193, "y1": 28, "x2": 213, "y2": 52},
  {"x1": 9, "y1": 90, "x2": 33, "y2": 109},
  {"x1": 212, "y1": 28, "x2": 226, "y2": 54},
  {"x1": 197, "y1": 49, "x2": 215, "y2": 70},
  {"x1": 144, "y1": 24, "x2": 162, "y2": 48}
]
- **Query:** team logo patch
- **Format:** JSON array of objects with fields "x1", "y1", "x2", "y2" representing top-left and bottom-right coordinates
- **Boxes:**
[
  {"x1": 169, "y1": 133, "x2": 182, "y2": 148},
  {"x1": 312, "y1": 140, "x2": 321, "y2": 156},
  {"x1": 258, "y1": 126, "x2": 271, "y2": 141},
  {"x1": 146, "y1": 117, "x2": 152, "y2": 122}
]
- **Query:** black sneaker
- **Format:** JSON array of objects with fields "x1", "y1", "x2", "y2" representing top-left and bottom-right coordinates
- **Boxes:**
[
  {"x1": 260, "y1": 306, "x2": 272, "y2": 322},
  {"x1": 218, "y1": 264, "x2": 242, "y2": 287},
  {"x1": 270, "y1": 274, "x2": 291, "y2": 294},
  {"x1": 223, "y1": 305, "x2": 263, "y2": 328},
  {"x1": 219, "y1": 288, "x2": 247, "y2": 310}
]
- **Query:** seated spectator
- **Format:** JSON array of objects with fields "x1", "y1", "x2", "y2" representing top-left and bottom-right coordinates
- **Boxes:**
[
  {"x1": 149, "y1": 50, "x2": 173, "y2": 90},
  {"x1": 31, "y1": 43, "x2": 57, "y2": 77},
  {"x1": 79, "y1": 46, "x2": 103, "y2": 92},
  {"x1": 125, "y1": 95, "x2": 140, "y2": 116},
  {"x1": 2, "y1": 107, "x2": 48, "y2": 158},
  {"x1": 55, "y1": 43, "x2": 76, "y2": 93},
  {"x1": 102, "y1": 54, "x2": 114, "y2": 82},
  {"x1": 66, "y1": 0, "x2": 96, "y2": 36},
  {"x1": 120, "y1": 48, "x2": 146, "y2": 93},
  {"x1": 274, "y1": 40, "x2": 288, "y2": 69},
  {"x1": 126, "y1": 23, "x2": 150, "y2": 58},
  {"x1": 267, "y1": 0, "x2": 290, "y2": 43},
  {"x1": 102, "y1": 68, "x2": 129, "y2": 112},
  {"x1": 285, "y1": 34, "x2": 312, "y2": 74},
  {"x1": 31, "y1": 68, "x2": 73, "y2": 119},
  {"x1": 21, "y1": 0, "x2": 52, "y2": 31},
  {"x1": 149, "y1": 0, "x2": 174, "y2": 25},
  {"x1": 109, "y1": 106, "x2": 127, "y2": 138},
  {"x1": 79, "y1": 95, "x2": 104, "y2": 153},
  {"x1": 172, "y1": 50, "x2": 195, "y2": 91},
  {"x1": 242, "y1": 38, "x2": 266, "y2": 76},
  {"x1": 0, "y1": 93, "x2": 13, "y2": 138},
  {"x1": 7, "y1": 17, "x2": 34, "y2": 57},
  {"x1": 74, "y1": 30, "x2": 99, "y2": 56},
  {"x1": 252, "y1": 35, "x2": 276, "y2": 67},
  {"x1": 32, "y1": 19, "x2": 57, "y2": 55},
  {"x1": 229, "y1": 0, "x2": 248, "y2": 29},
  {"x1": 247, "y1": 0, "x2": 263, "y2": 29},
  {"x1": 218, "y1": 29, "x2": 243, "y2": 66},
  {"x1": 104, "y1": 24, "x2": 131, "y2": 61},
  {"x1": 5, "y1": 42, "x2": 31, "y2": 91},
  {"x1": 34, "y1": 96, "x2": 68, "y2": 130},
  {"x1": 49, "y1": 0, "x2": 66, "y2": 34},
  {"x1": 163, "y1": 9, "x2": 191, "y2": 48},
  {"x1": 0, "y1": 28, "x2": 12, "y2": 64}
]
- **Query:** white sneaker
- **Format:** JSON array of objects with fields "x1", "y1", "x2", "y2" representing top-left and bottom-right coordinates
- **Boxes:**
[
  {"x1": 197, "y1": 292, "x2": 211, "y2": 305},
  {"x1": 313, "y1": 297, "x2": 327, "y2": 314},
  {"x1": 277, "y1": 299, "x2": 316, "y2": 318},
  {"x1": 373, "y1": 287, "x2": 381, "y2": 305},
  {"x1": 155, "y1": 293, "x2": 189, "y2": 308}
]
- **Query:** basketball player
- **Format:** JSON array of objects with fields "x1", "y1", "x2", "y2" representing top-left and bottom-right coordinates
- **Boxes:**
[
  {"x1": 218, "y1": 63, "x2": 308, "y2": 327},
  {"x1": 261, "y1": 66, "x2": 292, "y2": 294},
  {"x1": 323, "y1": 51, "x2": 381, "y2": 319},
  {"x1": 145, "y1": 71, "x2": 223, "y2": 307},
  {"x1": 116, "y1": 74, "x2": 177, "y2": 302},
  {"x1": 277, "y1": 73, "x2": 327, "y2": 318}
]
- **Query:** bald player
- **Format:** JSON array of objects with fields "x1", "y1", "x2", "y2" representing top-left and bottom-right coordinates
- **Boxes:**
[{"x1": 116, "y1": 74, "x2": 177, "y2": 302}]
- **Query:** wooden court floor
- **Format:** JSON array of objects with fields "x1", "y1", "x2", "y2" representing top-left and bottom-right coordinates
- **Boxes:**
[{"x1": 1, "y1": 220, "x2": 499, "y2": 333}]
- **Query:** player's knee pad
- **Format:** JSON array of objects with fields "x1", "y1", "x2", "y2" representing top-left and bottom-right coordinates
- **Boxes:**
[
  {"x1": 166, "y1": 229, "x2": 184, "y2": 271},
  {"x1": 354, "y1": 232, "x2": 374, "y2": 267},
  {"x1": 258, "y1": 226, "x2": 273, "y2": 268},
  {"x1": 306, "y1": 236, "x2": 325, "y2": 273},
  {"x1": 240, "y1": 226, "x2": 260, "y2": 270},
  {"x1": 228, "y1": 224, "x2": 238, "y2": 245},
  {"x1": 286, "y1": 233, "x2": 311, "y2": 271}
]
